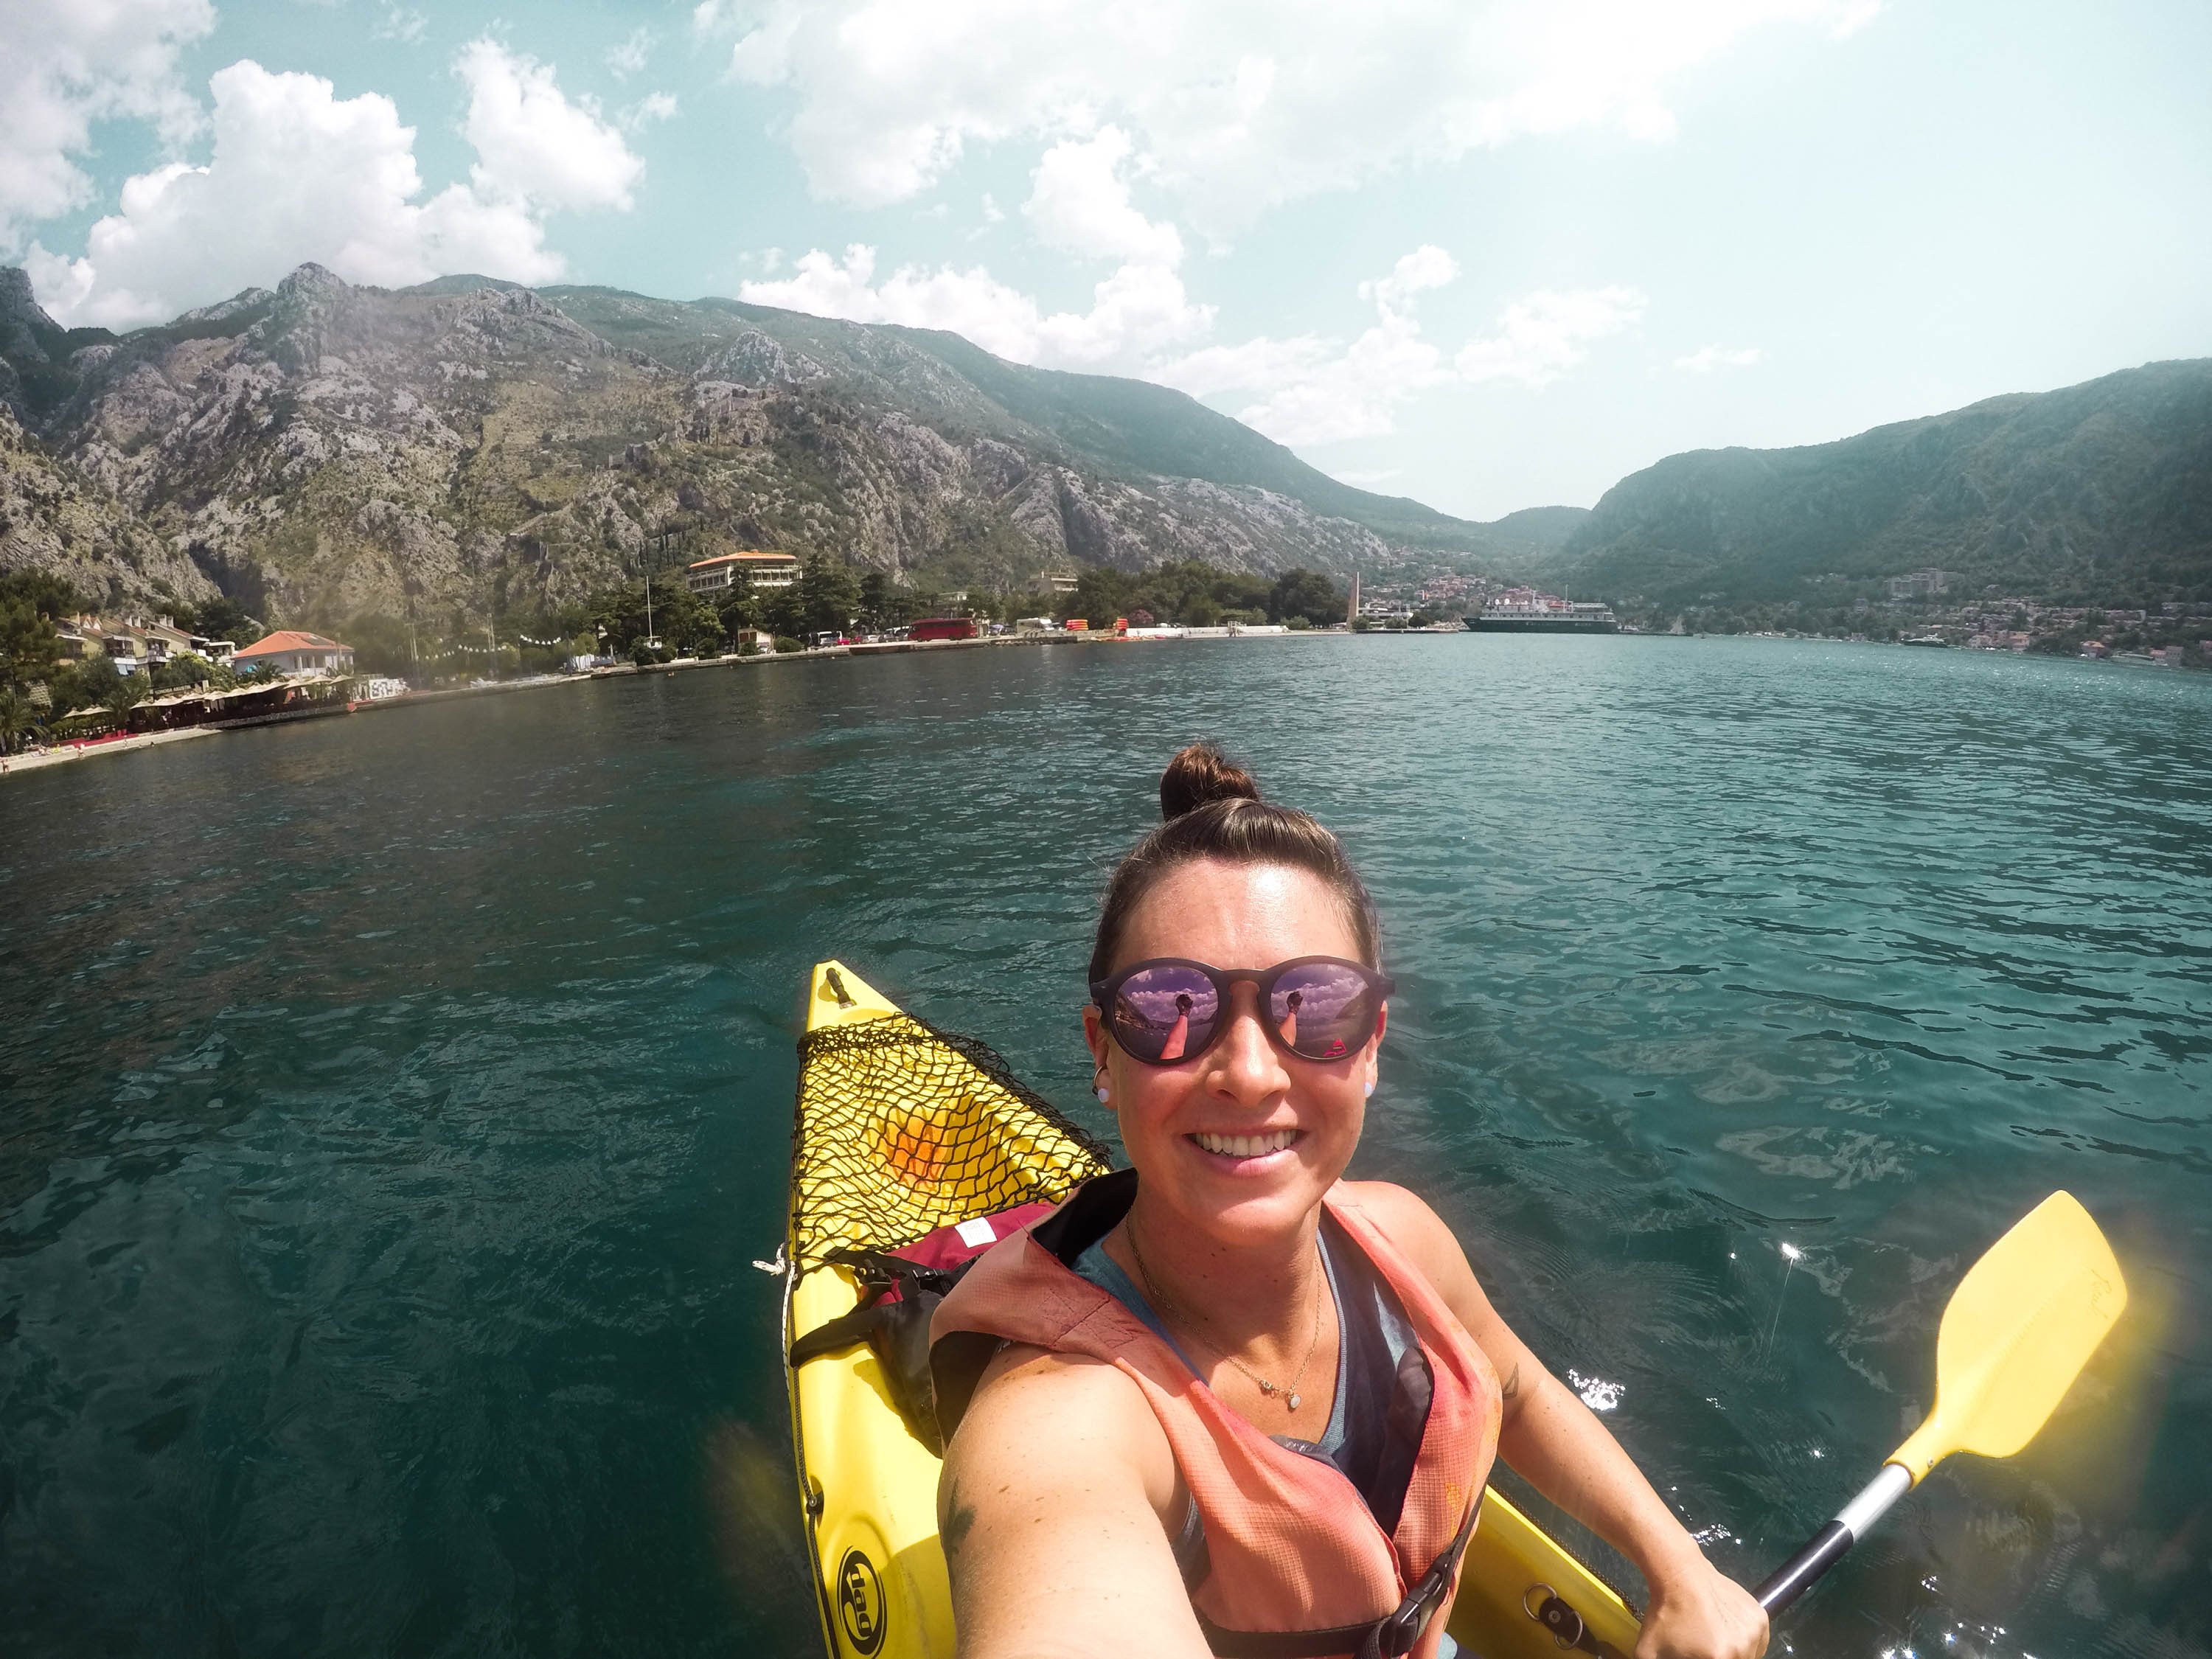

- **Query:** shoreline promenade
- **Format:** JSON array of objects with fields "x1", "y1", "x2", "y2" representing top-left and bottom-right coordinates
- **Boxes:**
[{"x1": 0, "y1": 627, "x2": 1343, "y2": 784}]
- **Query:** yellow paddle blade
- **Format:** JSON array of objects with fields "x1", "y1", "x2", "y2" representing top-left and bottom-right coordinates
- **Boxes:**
[{"x1": 1890, "y1": 1190, "x2": 2126, "y2": 1483}]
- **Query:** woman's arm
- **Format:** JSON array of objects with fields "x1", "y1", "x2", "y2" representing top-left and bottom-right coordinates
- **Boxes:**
[
  {"x1": 939, "y1": 1342, "x2": 1210, "y2": 1659},
  {"x1": 1352, "y1": 1183, "x2": 1767, "y2": 1659}
]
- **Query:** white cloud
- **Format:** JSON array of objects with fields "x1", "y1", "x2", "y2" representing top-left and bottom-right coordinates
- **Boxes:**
[
  {"x1": 374, "y1": 6, "x2": 428, "y2": 46},
  {"x1": 456, "y1": 39, "x2": 642, "y2": 213},
  {"x1": 738, "y1": 243, "x2": 1211, "y2": 370},
  {"x1": 1455, "y1": 286, "x2": 1646, "y2": 386},
  {"x1": 1362, "y1": 245, "x2": 1460, "y2": 315},
  {"x1": 1147, "y1": 335, "x2": 1335, "y2": 400},
  {"x1": 1674, "y1": 344, "x2": 1764, "y2": 372},
  {"x1": 29, "y1": 46, "x2": 645, "y2": 329},
  {"x1": 718, "y1": 0, "x2": 1879, "y2": 232},
  {"x1": 622, "y1": 92, "x2": 681, "y2": 133},
  {"x1": 607, "y1": 28, "x2": 655, "y2": 79},
  {"x1": 1023, "y1": 127, "x2": 1183, "y2": 266},
  {"x1": 1150, "y1": 253, "x2": 1642, "y2": 447},
  {"x1": 0, "y1": 0, "x2": 215, "y2": 254},
  {"x1": 1225, "y1": 248, "x2": 1464, "y2": 445}
]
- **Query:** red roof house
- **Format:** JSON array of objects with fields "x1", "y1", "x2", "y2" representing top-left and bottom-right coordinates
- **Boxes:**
[{"x1": 232, "y1": 630, "x2": 355, "y2": 676}]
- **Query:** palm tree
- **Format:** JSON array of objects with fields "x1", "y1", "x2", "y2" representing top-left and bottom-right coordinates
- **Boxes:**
[{"x1": 0, "y1": 685, "x2": 28, "y2": 754}]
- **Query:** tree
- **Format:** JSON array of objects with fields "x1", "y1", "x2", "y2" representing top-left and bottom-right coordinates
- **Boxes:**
[
  {"x1": 587, "y1": 580, "x2": 713, "y2": 655},
  {"x1": 67, "y1": 652, "x2": 122, "y2": 710},
  {"x1": 151, "y1": 653, "x2": 228, "y2": 692},
  {"x1": 717, "y1": 587, "x2": 763, "y2": 636},
  {"x1": 1069, "y1": 567, "x2": 1130, "y2": 626},
  {"x1": 103, "y1": 667, "x2": 150, "y2": 715},
  {"x1": 0, "y1": 569, "x2": 85, "y2": 689},
  {"x1": 340, "y1": 613, "x2": 415, "y2": 677},
  {"x1": 797, "y1": 554, "x2": 863, "y2": 636},
  {"x1": 1268, "y1": 568, "x2": 1344, "y2": 627},
  {"x1": 761, "y1": 582, "x2": 808, "y2": 640},
  {"x1": 186, "y1": 594, "x2": 259, "y2": 646},
  {"x1": 0, "y1": 685, "x2": 29, "y2": 753},
  {"x1": 858, "y1": 571, "x2": 896, "y2": 628}
]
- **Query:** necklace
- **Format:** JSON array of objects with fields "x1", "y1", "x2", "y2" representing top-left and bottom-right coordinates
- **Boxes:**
[{"x1": 1124, "y1": 1220, "x2": 1325, "y2": 1413}]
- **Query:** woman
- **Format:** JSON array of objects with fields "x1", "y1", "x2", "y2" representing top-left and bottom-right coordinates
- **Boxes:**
[{"x1": 928, "y1": 745, "x2": 1767, "y2": 1659}]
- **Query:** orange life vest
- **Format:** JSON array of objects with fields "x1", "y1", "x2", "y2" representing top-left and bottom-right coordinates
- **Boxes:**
[{"x1": 931, "y1": 1172, "x2": 1503, "y2": 1659}]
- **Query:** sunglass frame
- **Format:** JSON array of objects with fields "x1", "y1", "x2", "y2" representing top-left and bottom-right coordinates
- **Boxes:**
[{"x1": 1088, "y1": 955, "x2": 1396, "y2": 1067}]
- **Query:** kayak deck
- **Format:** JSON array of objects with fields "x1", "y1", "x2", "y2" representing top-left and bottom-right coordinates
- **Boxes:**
[{"x1": 782, "y1": 960, "x2": 1641, "y2": 1659}]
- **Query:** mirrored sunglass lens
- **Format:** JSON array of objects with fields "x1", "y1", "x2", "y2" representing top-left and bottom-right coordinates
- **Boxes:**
[
  {"x1": 1114, "y1": 967, "x2": 1220, "y2": 1061},
  {"x1": 1271, "y1": 963, "x2": 1372, "y2": 1060}
]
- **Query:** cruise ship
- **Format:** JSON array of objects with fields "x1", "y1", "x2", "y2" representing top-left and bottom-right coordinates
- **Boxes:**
[{"x1": 1467, "y1": 588, "x2": 1619, "y2": 633}]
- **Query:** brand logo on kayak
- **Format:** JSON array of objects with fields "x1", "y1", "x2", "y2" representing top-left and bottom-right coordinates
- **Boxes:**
[{"x1": 837, "y1": 1548, "x2": 886, "y2": 1655}]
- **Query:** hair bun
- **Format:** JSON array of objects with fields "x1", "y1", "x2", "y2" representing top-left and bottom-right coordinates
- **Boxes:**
[{"x1": 1159, "y1": 742, "x2": 1261, "y2": 821}]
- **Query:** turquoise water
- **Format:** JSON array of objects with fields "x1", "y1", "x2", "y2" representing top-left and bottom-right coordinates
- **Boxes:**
[{"x1": 2, "y1": 636, "x2": 2207, "y2": 1658}]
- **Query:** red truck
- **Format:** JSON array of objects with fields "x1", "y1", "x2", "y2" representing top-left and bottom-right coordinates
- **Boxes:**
[{"x1": 908, "y1": 617, "x2": 978, "y2": 642}]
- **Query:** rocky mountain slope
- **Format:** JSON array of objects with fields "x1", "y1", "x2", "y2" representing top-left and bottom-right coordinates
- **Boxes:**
[
  {"x1": 0, "y1": 401, "x2": 218, "y2": 607},
  {"x1": 0, "y1": 263, "x2": 1567, "y2": 622},
  {"x1": 1556, "y1": 360, "x2": 2212, "y2": 606}
]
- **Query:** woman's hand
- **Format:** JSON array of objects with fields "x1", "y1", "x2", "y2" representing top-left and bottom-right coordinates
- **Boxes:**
[{"x1": 1635, "y1": 1554, "x2": 1768, "y2": 1659}]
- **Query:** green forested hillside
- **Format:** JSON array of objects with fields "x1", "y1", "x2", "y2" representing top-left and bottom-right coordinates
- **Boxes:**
[{"x1": 1558, "y1": 360, "x2": 2212, "y2": 605}]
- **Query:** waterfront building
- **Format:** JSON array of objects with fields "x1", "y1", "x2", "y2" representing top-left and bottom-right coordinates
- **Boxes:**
[
  {"x1": 685, "y1": 551, "x2": 801, "y2": 594},
  {"x1": 232, "y1": 630, "x2": 355, "y2": 676},
  {"x1": 54, "y1": 613, "x2": 209, "y2": 672}
]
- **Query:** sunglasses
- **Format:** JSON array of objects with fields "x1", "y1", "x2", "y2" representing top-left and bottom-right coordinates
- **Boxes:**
[{"x1": 1089, "y1": 956, "x2": 1395, "y2": 1067}]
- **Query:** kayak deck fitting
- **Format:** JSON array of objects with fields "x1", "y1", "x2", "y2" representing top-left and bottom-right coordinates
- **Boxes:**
[{"x1": 782, "y1": 960, "x2": 1641, "y2": 1659}]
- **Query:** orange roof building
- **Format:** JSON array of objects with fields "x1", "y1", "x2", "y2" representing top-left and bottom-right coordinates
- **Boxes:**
[
  {"x1": 685, "y1": 550, "x2": 801, "y2": 594},
  {"x1": 232, "y1": 630, "x2": 355, "y2": 676}
]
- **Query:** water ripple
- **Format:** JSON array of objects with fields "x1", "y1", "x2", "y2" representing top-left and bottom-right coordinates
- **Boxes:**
[{"x1": 1, "y1": 639, "x2": 2207, "y2": 1658}]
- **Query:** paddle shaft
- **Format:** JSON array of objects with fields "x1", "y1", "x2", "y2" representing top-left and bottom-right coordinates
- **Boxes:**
[{"x1": 1753, "y1": 1463, "x2": 1913, "y2": 1613}]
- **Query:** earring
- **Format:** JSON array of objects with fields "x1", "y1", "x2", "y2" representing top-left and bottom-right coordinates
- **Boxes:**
[
  {"x1": 1096, "y1": 1086, "x2": 1110, "y2": 1104},
  {"x1": 1364, "y1": 1080, "x2": 1376, "y2": 1099},
  {"x1": 1094, "y1": 1072, "x2": 1110, "y2": 1105}
]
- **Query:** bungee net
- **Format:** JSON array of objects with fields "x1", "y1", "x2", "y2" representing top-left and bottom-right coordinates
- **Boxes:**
[{"x1": 787, "y1": 1014, "x2": 1114, "y2": 1262}]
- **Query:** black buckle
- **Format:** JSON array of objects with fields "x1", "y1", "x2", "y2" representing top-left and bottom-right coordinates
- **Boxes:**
[{"x1": 1371, "y1": 1568, "x2": 1447, "y2": 1658}]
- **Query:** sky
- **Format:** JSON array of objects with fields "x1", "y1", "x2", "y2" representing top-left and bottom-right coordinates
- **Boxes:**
[{"x1": 5, "y1": 0, "x2": 2208, "y2": 522}]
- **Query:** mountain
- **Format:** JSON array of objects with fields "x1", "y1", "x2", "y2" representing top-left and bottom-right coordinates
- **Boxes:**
[
  {"x1": 9, "y1": 260, "x2": 2194, "y2": 625},
  {"x1": 0, "y1": 400, "x2": 217, "y2": 605},
  {"x1": 1557, "y1": 361, "x2": 2212, "y2": 607},
  {"x1": 0, "y1": 263, "x2": 1551, "y2": 621}
]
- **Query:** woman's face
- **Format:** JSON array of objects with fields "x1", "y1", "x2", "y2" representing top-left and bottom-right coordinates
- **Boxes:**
[{"x1": 1084, "y1": 857, "x2": 1383, "y2": 1248}]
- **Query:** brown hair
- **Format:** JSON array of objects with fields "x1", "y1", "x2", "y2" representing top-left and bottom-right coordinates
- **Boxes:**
[{"x1": 1088, "y1": 742, "x2": 1382, "y2": 984}]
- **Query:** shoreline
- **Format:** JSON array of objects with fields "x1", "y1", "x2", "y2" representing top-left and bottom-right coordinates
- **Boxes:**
[
  {"x1": 0, "y1": 724, "x2": 223, "y2": 776},
  {"x1": 0, "y1": 628, "x2": 1342, "y2": 784},
  {"x1": 23, "y1": 626, "x2": 2155, "y2": 785}
]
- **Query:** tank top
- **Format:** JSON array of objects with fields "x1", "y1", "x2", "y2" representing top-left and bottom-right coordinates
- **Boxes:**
[{"x1": 1070, "y1": 1214, "x2": 1429, "y2": 1532}]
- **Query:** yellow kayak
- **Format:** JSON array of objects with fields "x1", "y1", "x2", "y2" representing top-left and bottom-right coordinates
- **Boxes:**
[{"x1": 783, "y1": 960, "x2": 1642, "y2": 1659}]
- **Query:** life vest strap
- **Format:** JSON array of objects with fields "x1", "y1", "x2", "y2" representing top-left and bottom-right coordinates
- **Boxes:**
[{"x1": 1194, "y1": 1488, "x2": 1482, "y2": 1659}]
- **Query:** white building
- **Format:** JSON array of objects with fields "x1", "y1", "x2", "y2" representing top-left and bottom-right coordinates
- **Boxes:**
[
  {"x1": 686, "y1": 551, "x2": 801, "y2": 594},
  {"x1": 232, "y1": 630, "x2": 355, "y2": 676}
]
